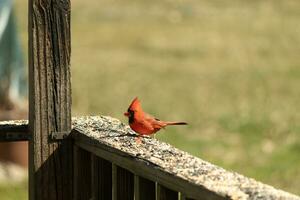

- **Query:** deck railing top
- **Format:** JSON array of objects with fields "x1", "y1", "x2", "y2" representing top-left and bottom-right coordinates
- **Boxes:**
[
  {"x1": 72, "y1": 116, "x2": 300, "y2": 200},
  {"x1": 0, "y1": 117, "x2": 299, "y2": 200}
]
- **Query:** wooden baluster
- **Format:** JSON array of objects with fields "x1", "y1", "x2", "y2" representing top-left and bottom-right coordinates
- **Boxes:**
[
  {"x1": 181, "y1": 193, "x2": 195, "y2": 200},
  {"x1": 74, "y1": 146, "x2": 92, "y2": 200},
  {"x1": 112, "y1": 164, "x2": 134, "y2": 200},
  {"x1": 134, "y1": 175, "x2": 155, "y2": 200},
  {"x1": 157, "y1": 184, "x2": 179, "y2": 200},
  {"x1": 91, "y1": 155, "x2": 112, "y2": 200}
]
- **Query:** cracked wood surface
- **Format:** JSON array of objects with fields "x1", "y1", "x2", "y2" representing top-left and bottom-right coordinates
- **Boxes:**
[{"x1": 28, "y1": 0, "x2": 72, "y2": 199}]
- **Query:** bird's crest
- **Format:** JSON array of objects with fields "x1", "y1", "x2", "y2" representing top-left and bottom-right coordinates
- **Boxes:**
[{"x1": 128, "y1": 97, "x2": 142, "y2": 111}]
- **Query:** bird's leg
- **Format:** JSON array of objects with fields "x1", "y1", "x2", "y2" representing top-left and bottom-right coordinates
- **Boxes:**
[
  {"x1": 150, "y1": 134, "x2": 155, "y2": 139},
  {"x1": 135, "y1": 136, "x2": 142, "y2": 144}
]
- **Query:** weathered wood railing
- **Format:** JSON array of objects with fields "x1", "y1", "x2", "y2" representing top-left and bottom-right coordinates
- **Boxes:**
[
  {"x1": 1, "y1": 117, "x2": 299, "y2": 200},
  {"x1": 0, "y1": 0, "x2": 299, "y2": 199},
  {"x1": 72, "y1": 116, "x2": 300, "y2": 200}
]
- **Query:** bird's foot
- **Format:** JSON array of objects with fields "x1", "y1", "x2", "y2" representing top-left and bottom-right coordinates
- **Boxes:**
[{"x1": 135, "y1": 136, "x2": 142, "y2": 144}]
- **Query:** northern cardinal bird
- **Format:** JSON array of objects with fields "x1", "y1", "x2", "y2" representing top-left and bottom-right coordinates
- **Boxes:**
[{"x1": 124, "y1": 97, "x2": 187, "y2": 135}]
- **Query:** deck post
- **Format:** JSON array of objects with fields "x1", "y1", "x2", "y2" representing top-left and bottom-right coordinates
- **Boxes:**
[{"x1": 28, "y1": 0, "x2": 72, "y2": 199}]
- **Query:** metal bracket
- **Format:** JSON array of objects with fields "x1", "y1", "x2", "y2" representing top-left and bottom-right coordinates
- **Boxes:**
[{"x1": 50, "y1": 131, "x2": 70, "y2": 140}]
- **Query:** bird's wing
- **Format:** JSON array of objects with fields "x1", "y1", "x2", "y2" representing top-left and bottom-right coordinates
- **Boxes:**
[
  {"x1": 139, "y1": 118, "x2": 155, "y2": 131},
  {"x1": 144, "y1": 114, "x2": 166, "y2": 129}
]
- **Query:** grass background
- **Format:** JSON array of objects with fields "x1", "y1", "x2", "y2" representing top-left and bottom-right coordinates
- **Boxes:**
[{"x1": 2, "y1": 0, "x2": 299, "y2": 198}]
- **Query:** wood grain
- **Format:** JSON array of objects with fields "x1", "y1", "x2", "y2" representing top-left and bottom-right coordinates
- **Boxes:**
[
  {"x1": 74, "y1": 146, "x2": 92, "y2": 200},
  {"x1": 112, "y1": 165, "x2": 134, "y2": 200},
  {"x1": 134, "y1": 175, "x2": 156, "y2": 200},
  {"x1": 91, "y1": 155, "x2": 112, "y2": 200},
  {"x1": 157, "y1": 183, "x2": 179, "y2": 200},
  {"x1": 72, "y1": 116, "x2": 300, "y2": 200},
  {"x1": 28, "y1": 0, "x2": 72, "y2": 199},
  {"x1": 181, "y1": 194, "x2": 195, "y2": 200},
  {"x1": 0, "y1": 120, "x2": 28, "y2": 142}
]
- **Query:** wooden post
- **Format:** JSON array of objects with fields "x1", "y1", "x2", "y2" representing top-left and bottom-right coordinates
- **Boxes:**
[{"x1": 28, "y1": 0, "x2": 72, "y2": 199}]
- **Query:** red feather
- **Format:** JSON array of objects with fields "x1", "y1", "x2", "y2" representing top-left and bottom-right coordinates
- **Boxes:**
[{"x1": 124, "y1": 97, "x2": 187, "y2": 135}]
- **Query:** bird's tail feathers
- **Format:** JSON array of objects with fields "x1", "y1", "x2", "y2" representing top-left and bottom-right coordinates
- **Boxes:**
[{"x1": 166, "y1": 122, "x2": 188, "y2": 125}]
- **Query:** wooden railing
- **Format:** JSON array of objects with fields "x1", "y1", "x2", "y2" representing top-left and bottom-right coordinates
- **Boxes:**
[
  {"x1": 71, "y1": 116, "x2": 300, "y2": 200},
  {"x1": 0, "y1": 0, "x2": 298, "y2": 199},
  {"x1": 2, "y1": 117, "x2": 299, "y2": 200}
]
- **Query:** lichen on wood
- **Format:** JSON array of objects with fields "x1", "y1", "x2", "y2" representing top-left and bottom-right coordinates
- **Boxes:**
[{"x1": 73, "y1": 116, "x2": 300, "y2": 200}]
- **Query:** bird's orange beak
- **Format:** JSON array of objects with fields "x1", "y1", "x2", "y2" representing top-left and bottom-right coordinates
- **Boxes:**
[{"x1": 124, "y1": 112, "x2": 129, "y2": 117}]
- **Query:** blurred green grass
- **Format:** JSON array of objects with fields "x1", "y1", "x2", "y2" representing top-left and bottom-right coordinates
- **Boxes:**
[
  {"x1": 8, "y1": 0, "x2": 300, "y2": 198},
  {"x1": 0, "y1": 181, "x2": 27, "y2": 200}
]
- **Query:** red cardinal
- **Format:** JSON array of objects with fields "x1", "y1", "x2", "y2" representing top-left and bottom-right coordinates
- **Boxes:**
[{"x1": 124, "y1": 97, "x2": 187, "y2": 135}]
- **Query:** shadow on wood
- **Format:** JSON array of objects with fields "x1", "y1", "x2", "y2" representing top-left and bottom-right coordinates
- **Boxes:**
[{"x1": 33, "y1": 139, "x2": 73, "y2": 200}]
